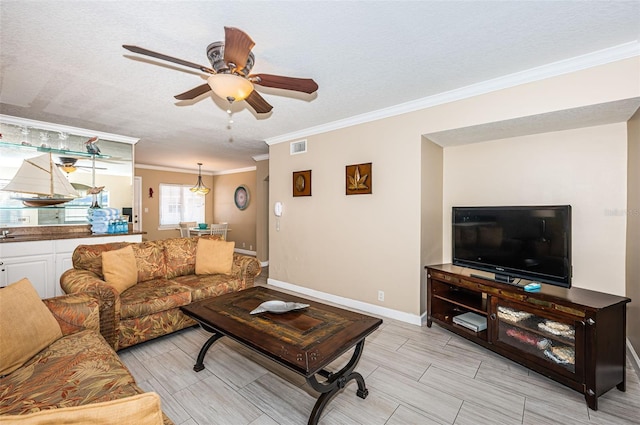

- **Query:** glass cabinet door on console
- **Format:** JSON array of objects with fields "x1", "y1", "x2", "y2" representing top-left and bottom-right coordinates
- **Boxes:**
[{"x1": 489, "y1": 298, "x2": 584, "y2": 381}]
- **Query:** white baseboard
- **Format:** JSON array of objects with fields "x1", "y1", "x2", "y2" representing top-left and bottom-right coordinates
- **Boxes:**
[
  {"x1": 267, "y1": 278, "x2": 423, "y2": 326},
  {"x1": 628, "y1": 339, "x2": 640, "y2": 378},
  {"x1": 260, "y1": 260, "x2": 269, "y2": 267},
  {"x1": 234, "y1": 248, "x2": 256, "y2": 256}
]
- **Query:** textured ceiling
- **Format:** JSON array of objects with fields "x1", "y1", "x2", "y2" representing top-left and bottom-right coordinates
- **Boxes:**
[{"x1": 1, "y1": 1, "x2": 639, "y2": 173}]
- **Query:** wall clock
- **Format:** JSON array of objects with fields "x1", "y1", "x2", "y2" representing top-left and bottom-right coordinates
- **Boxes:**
[{"x1": 234, "y1": 185, "x2": 250, "y2": 210}]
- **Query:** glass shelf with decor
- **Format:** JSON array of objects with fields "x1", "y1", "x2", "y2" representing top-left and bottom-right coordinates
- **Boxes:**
[{"x1": 0, "y1": 115, "x2": 137, "y2": 228}]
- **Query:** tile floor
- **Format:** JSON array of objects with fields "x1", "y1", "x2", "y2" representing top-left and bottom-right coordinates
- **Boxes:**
[{"x1": 119, "y1": 270, "x2": 640, "y2": 425}]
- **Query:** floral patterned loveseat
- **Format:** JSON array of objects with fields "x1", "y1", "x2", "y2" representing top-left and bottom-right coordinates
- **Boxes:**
[
  {"x1": 60, "y1": 236, "x2": 262, "y2": 351},
  {"x1": 0, "y1": 279, "x2": 171, "y2": 425}
]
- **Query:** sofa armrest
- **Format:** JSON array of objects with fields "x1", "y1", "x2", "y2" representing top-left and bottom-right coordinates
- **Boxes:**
[
  {"x1": 60, "y1": 268, "x2": 120, "y2": 349},
  {"x1": 43, "y1": 293, "x2": 100, "y2": 336},
  {"x1": 232, "y1": 254, "x2": 262, "y2": 287}
]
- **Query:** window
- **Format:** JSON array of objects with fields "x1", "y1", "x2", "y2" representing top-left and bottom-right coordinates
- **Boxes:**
[{"x1": 159, "y1": 184, "x2": 205, "y2": 229}]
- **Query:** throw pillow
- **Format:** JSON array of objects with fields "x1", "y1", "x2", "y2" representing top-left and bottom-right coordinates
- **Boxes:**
[
  {"x1": 0, "y1": 392, "x2": 164, "y2": 425},
  {"x1": 102, "y1": 245, "x2": 138, "y2": 294},
  {"x1": 195, "y1": 238, "x2": 235, "y2": 275},
  {"x1": 0, "y1": 278, "x2": 63, "y2": 376}
]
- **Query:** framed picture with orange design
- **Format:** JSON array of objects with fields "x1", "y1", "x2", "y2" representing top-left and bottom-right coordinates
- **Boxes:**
[
  {"x1": 345, "y1": 162, "x2": 372, "y2": 195},
  {"x1": 293, "y1": 170, "x2": 311, "y2": 197}
]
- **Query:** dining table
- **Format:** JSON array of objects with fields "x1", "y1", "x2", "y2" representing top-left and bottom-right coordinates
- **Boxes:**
[{"x1": 189, "y1": 226, "x2": 231, "y2": 237}]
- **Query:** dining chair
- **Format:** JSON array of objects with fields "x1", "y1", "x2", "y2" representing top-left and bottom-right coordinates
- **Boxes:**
[
  {"x1": 209, "y1": 223, "x2": 228, "y2": 240},
  {"x1": 179, "y1": 221, "x2": 197, "y2": 238}
]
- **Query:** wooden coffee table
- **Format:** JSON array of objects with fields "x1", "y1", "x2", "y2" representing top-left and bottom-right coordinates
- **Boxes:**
[{"x1": 181, "y1": 286, "x2": 382, "y2": 425}]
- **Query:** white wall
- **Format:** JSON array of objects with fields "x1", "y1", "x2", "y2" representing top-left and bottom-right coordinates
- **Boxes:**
[{"x1": 442, "y1": 123, "x2": 628, "y2": 295}]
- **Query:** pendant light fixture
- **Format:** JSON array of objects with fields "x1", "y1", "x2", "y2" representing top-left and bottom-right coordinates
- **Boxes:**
[{"x1": 190, "y1": 163, "x2": 210, "y2": 195}]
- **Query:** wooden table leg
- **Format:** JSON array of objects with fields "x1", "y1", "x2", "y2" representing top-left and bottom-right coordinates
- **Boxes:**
[{"x1": 193, "y1": 324, "x2": 224, "y2": 372}]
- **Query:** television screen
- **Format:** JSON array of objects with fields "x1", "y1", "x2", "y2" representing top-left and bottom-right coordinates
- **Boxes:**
[{"x1": 452, "y1": 205, "x2": 571, "y2": 287}]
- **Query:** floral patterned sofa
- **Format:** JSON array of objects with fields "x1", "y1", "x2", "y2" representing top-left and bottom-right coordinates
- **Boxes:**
[
  {"x1": 0, "y1": 278, "x2": 171, "y2": 425},
  {"x1": 60, "y1": 236, "x2": 261, "y2": 351}
]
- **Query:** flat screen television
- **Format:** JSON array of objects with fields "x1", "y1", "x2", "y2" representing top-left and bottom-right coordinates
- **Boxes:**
[{"x1": 452, "y1": 205, "x2": 572, "y2": 287}]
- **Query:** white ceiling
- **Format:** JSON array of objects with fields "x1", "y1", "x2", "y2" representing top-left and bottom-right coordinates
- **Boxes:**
[{"x1": 1, "y1": 1, "x2": 639, "y2": 174}]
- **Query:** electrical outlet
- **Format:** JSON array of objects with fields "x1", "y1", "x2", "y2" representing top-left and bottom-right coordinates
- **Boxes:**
[
  {"x1": 242, "y1": 242, "x2": 246, "y2": 248},
  {"x1": 249, "y1": 245, "x2": 252, "y2": 251},
  {"x1": 377, "y1": 290, "x2": 384, "y2": 302}
]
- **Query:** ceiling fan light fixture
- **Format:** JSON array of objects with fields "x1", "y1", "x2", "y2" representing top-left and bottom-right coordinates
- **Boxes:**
[
  {"x1": 207, "y1": 74, "x2": 253, "y2": 103},
  {"x1": 61, "y1": 165, "x2": 77, "y2": 173},
  {"x1": 190, "y1": 162, "x2": 210, "y2": 195}
]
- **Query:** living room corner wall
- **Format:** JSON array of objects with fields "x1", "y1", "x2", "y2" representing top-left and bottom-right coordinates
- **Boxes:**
[
  {"x1": 268, "y1": 57, "x2": 639, "y2": 320},
  {"x1": 442, "y1": 123, "x2": 628, "y2": 295},
  {"x1": 627, "y1": 108, "x2": 640, "y2": 356},
  {"x1": 212, "y1": 170, "x2": 257, "y2": 251},
  {"x1": 421, "y1": 138, "x2": 443, "y2": 313},
  {"x1": 254, "y1": 159, "x2": 269, "y2": 264}
]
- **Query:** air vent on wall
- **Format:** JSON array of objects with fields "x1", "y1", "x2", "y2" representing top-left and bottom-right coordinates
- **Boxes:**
[{"x1": 290, "y1": 139, "x2": 307, "y2": 155}]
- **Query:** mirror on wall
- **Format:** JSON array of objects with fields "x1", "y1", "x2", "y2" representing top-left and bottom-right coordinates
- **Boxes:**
[{"x1": 0, "y1": 116, "x2": 137, "y2": 226}]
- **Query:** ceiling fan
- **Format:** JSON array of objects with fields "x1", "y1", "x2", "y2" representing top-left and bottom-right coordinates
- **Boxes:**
[
  {"x1": 56, "y1": 156, "x2": 106, "y2": 174},
  {"x1": 123, "y1": 27, "x2": 319, "y2": 114}
]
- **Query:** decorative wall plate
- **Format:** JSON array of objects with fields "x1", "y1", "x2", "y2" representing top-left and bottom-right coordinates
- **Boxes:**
[
  {"x1": 234, "y1": 185, "x2": 250, "y2": 210},
  {"x1": 292, "y1": 170, "x2": 311, "y2": 196}
]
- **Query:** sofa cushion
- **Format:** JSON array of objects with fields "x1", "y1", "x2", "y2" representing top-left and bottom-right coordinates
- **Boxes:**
[
  {"x1": 0, "y1": 278, "x2": 63, "y2": 377},
  {"x1": 119, "y1": 279, "x2": 192, "y2": 319},
  {"x1": 173, "y1": 274, "x2": 247, "y2": 301},
  {"x1": 0, "y1": 392, "x2": 163, "y2": 425},
  {"x1": 195, "y1": 238, "x2": 235, "y2": 275},
  {"x1": 102, "y1": 245, "x2": 138, "y2": 294},
  {"x1": 132, "y1": 241, "x2": 167, "y2": 282},
  {"x1": 163, "y1": 237, "x2": 199, "y2": 279},
  {"x1": 72, "y1": 242, "x2": 132, "y2": 277},
  {"x1": 0, "y1": 329, "x2": 139, "y2": 415}
]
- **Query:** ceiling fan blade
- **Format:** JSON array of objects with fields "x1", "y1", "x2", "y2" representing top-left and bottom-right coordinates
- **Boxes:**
[
  {"x1": 245, "y1": 91, "x2": 273, "y2": 114},
  {"x1": 223, "y1": 27, "x2": 255, "y2": 71},
  {"x1": 123, "y1": 45, "x2": 215, "y2": 74},
  {"x1": 174, "y1": 84, "x2": 212, "y2": 100},
  {"x1": 250, "y1": 74, "x2": 318, "y2": 94}
]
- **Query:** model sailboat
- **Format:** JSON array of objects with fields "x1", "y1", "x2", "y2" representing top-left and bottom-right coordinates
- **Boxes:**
[{"x1": 1, "y1": 153, "x2": 79, "y2": 207}]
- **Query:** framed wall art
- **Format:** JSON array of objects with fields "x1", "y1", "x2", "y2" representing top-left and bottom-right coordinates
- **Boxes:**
[
  {"x1": 234, "y1": 185, "x2": 250, "y2": 210},
  {"x1": 293, "y1": 170, "x2": 312, "y2": 197},
  {"x1": 346, "y1": 162, "x2": 372, "y2": 195}
]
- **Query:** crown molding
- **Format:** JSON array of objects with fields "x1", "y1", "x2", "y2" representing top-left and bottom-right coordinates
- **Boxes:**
[
  {"x1": 213, "y1": 166, "x2": 256, "y2": 175},
  {"x1": 0, "y1": 114, "x2": 139, "y2": 144},
  {"x1": 135, "y1": 163, "x2": 256, "y2": 175},
  {"x1": 265, "y1": 41, "x2": 640, "y2": 146},
  {"x1": 253, "y1": 154, "x2": 269, "y2": 161},
  {"x1": 135, "y1": 163, "x2": 213, "y2": 175}
]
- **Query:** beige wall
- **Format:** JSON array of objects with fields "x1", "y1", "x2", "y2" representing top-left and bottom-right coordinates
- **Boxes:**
[
  {"x1": 421, "y1": 138, "x2": 443, "y2": 312},
  {"x1": 134, "y1": 167, "x2": 214, "y2": 241},
  {"x1": 212, "y1": 170, "x2": 257, "y2": 250},
  {"x1": 133, "y1": 167, "x2": 258, "y2": 252},
  {"x1": 268, "y1": 57, "x2": 639, "y2": 320},
  {"x1": 269, "y1": 117, "x2": 424, "y2": 315},
  {"x1": 443, "y1": 123, "x2": 628, "y2": 295},
  {"x1": 627, "y1": 109, "x2": 640, "y2": 353},
  {"x1": 255, "y1": 159, "x2": 269, "y2": 263}
]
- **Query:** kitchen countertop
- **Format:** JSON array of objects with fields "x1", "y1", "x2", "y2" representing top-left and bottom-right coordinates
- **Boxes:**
[{"x1": 0, "y1": 224, "x2": 145, "y2": 243}]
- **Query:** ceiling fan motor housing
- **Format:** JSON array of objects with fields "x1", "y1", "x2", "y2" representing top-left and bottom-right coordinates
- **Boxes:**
[
  {"x1": 206, "y1": 42, "x2": 255, "y2": 76},
  {"x1": 58, "y1": 156, "x2": 78, "y2": 166}
]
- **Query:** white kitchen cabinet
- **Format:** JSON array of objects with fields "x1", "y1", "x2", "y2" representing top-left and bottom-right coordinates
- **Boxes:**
[
  {"x1": 1, "y1": 234, "x2": 142, "y2": 298},
  {"x1": 0, "y1": 241, "x2": 55, "y2": 298}
]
